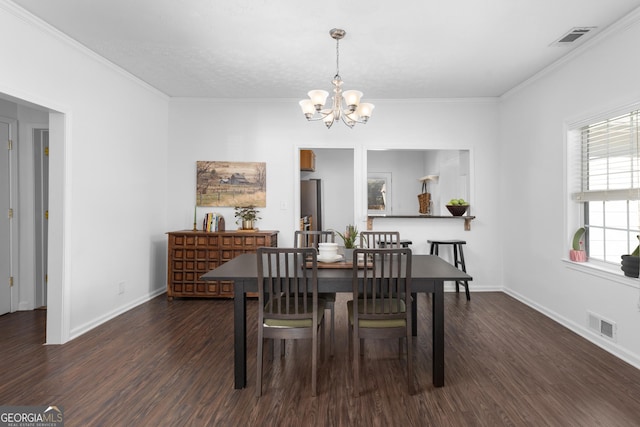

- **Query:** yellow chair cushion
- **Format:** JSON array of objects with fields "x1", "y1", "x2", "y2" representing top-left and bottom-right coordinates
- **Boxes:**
[{"x1": 347, "y1": 299, "x2": 407, "y2": 328}]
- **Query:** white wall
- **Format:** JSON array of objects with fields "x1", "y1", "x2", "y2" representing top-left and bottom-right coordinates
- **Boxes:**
[
  {"x1": 499, "y1": 12, "x2": 640, "y2": 367},
  {"x1": 0, "y1": 2, "x2": 170, "y2": 343},
  {"x1": 168, "y1": 98, "x2": 502, "y2": 292}
]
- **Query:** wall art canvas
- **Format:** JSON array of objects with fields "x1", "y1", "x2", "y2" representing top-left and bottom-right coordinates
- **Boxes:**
[{"x1": 196, "y1": 161, "x2": 266, "y2": 207}]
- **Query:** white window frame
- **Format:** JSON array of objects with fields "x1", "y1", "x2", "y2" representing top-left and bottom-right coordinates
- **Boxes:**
[{"x1": 568, "y1": 103, "x2": 640, "y2": 271}]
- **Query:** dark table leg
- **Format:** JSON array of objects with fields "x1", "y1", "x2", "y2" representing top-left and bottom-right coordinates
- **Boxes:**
[
  {"x1": 234, "y1": 279, "x2": 247, "y2": 389},
  {"x1": 433, "y1": 281, "x2": 444, "y2": 387}
]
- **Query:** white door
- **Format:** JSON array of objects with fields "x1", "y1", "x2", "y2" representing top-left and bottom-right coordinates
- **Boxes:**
[{"x1": 0, "y1": 120, "x2": 13, "y2": 315}]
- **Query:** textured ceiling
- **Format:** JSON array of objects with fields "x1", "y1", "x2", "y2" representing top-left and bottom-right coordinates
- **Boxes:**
[{"x1": 9, "y1": 0, "x2": 640, "y2": 98}]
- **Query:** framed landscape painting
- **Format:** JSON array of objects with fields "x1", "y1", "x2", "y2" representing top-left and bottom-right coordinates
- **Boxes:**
[{"x1": 196, "y1": 161, "x2": 266, "y2": 207}]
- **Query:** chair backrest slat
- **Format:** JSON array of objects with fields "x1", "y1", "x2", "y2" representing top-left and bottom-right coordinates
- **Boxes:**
[
  {"x1": 294, "y1": 230, "x2": 335, "y2": 249},
  {"x1": 257, "y1": 247, "x2": 318, "y2": 320},
  {"x1": 360, "y1": 231, "x2": 401, "y2": 249},
  {"x1": 353, "y1": 248, "x2": 412, "y2": 322}
]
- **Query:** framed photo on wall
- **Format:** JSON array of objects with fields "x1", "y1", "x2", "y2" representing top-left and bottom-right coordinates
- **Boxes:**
[{"x1": 196, "y1": 161, "x2": 266, "y2": 207}]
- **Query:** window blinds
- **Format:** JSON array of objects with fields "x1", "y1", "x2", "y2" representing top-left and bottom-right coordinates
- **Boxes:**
[{"x1": 572, "y1": 110, "x2": 640, "y2": 202}]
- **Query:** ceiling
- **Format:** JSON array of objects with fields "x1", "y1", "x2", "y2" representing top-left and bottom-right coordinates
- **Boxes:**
[{"x1": 10, "y1": 0, "x2": 640, "y2": 99}]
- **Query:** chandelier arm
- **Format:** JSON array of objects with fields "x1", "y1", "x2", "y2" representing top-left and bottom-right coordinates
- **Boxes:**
[{"x1": 305, "y1": 109, "x2": 334, "y2": 122}]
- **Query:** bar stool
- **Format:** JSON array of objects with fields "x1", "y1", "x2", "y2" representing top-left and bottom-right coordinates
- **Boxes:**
[
  {"x1": 428, "y1": 239, "x2": 470, "y2": 300},
  {"x1": 379, "y1": 240, "x2": 412, "y2": 248}
]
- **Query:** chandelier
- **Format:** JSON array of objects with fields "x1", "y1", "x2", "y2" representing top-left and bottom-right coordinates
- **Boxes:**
[{"x1": 299, "y1": 28, "x2": 374, "y2": 129}]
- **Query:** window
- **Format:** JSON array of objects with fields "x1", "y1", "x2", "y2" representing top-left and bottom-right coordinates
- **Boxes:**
[{"x1": 572, "y1": 110, "x2": 640, "y2": 263}]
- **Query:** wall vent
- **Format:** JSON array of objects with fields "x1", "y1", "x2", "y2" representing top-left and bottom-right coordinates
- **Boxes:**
[
  {"x1": 587, "y1": 312, "x2": 617, "y2": 341},
  {"x1": 551, "y1": 27, "x2": 597, "y2": 46}
]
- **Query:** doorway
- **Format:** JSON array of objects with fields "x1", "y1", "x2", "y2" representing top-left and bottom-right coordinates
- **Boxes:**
[
  {"x1": 0, "y1": 118, "x2": 16, "y2": 316},
  {"x1": 34, "y1": 129, "x2": 49, "y2": 308}
]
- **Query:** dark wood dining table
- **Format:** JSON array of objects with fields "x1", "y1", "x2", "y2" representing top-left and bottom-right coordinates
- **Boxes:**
[{"x1": 201, "y1": 253, "x2": 472, "y2": 390}]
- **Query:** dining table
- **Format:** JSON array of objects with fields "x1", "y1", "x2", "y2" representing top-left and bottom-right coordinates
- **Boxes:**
[{"x1": 201, "y1": 253, "x2": 472, "y2": 390}]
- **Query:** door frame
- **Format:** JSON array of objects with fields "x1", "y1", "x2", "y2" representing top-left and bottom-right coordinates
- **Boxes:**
[
  {"x1": 0, "y1": 116, "x2": 18, "y2": 315},
  {"x1": 33, "y1": 128, "x2": 49, "y2": 309}
]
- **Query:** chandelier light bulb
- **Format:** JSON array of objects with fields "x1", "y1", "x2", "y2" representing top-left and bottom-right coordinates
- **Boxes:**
[
  {"x1": 298, "y1": 99, "x2": 316, "y2": 119},
  {"x1": 307, "y1": 90, "x2": 329, "y2": 110},
  {"x1": 356, "y1": 103, "x2": 375, "y2": 122},
  {"x1": 342, "y1": 90, "x2": 363, "y2": 112},
  {"x1": 298, "y1": 28, "x2": 374, "y2": 129}
]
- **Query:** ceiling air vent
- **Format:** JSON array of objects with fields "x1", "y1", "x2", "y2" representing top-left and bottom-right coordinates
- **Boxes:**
[{"x1": 551, "y1": 27, "x2": 596, "y2": 46}]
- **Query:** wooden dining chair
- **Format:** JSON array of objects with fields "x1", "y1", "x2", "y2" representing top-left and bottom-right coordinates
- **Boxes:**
[
  {"x1": 294, "y1": 230, "x2": 337, "y2": 356},
  {"x1": 348, "y1": 247, "x2": 414, "y2": 396},
  {"x1": 256, "y1": 247, "x2": 325, "y2": 397},
  {"x1": 360, "y1": 231, "x2": 401, "y2": 249}
]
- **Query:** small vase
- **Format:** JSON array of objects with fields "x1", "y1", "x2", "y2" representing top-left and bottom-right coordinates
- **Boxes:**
[
  {"x1": 343, "y1": 248, "x2": 354, "y2": 262},
  {"x1": 569, "y1": 250, "x2": 587, "y2": 262},
  {"x1": 621, "y1": 255, "x2": 639, "y2": 278},
  {"x1": 241, "y1": 219, "x2": 254, "y2": 230}
]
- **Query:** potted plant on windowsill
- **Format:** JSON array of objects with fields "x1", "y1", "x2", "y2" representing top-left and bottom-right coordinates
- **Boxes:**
[
  {"x1": 569, "y1": 227, "x2": 587, "y2": 262},
  {"x1": 621, "y1": 235, "x2": 639, "y2": 278},
  {"x1": 234, "y1": 206, "x2": 261, "y2": 230},
  {"x1": 334, "y1": 224, "x2": 359, "y2": 262}
]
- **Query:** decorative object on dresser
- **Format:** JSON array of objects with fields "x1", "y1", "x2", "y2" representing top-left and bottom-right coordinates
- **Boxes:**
[
  {"x1": 234, "y1": 206, "x2": 261, "y2": 230},
  {"x1": 203, "y1": 212, "x2": 225, "y2": 232},
  {"x1": 166, "y1": 230, "x2": 278, "y2": 299}
]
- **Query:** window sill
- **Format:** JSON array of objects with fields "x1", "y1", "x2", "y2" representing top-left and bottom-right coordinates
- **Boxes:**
[{"x1": 563, "y1": 258, "x2": 640, "y2": 289}]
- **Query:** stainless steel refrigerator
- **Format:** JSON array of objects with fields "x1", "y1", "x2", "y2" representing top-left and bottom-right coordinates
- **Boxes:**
[{"x1": 300, "y1": 179, "x2": 322, "y2": 231}]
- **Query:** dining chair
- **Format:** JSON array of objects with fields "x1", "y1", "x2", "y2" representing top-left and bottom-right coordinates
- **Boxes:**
[
  {"x1": 360, "y1": 231, "x2": 401, "y2": 249},
  {"x1": 256, "y1": 247, "x2": 325, "y2": 397},
  {"x1": 294, "y1": 230, "x2": 337, "y2": 356},
  {"x1": 348, "y1": 247, "x2": 414, "y2": 396}
]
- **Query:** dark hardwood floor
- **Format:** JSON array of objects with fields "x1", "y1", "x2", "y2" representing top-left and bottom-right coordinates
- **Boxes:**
[{"x1": 1, "y1": 292, "x2": 639, "y2": 426}]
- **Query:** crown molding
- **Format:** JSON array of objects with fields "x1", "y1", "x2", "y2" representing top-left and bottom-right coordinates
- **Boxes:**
[
  {"x1": 0, "y1": 0, "x2": 168, "y2": 100},
  {"x1": 501, "y1": 6, "x2": 640, "y2": 100}
]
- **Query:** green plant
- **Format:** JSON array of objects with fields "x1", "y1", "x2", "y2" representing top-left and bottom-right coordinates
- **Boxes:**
[
  {"x1": 234, "y1": 206, "x2": 261, "y2": 223},
  {"x1": 572, "y1": 227, "x2": 585, "y2": 251},
  {"x1": 334, "y1": 225, "x2": 359, "y2": 249}
]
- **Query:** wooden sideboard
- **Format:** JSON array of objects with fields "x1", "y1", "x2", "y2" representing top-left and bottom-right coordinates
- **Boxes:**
[{"x1": 166, "y1": 230, "x2": 278, "y2": 299}]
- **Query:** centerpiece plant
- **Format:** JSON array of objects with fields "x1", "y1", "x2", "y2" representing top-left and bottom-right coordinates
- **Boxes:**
[{"x1": 333, "y1": 225, "x2": 359, "y2": 262}]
